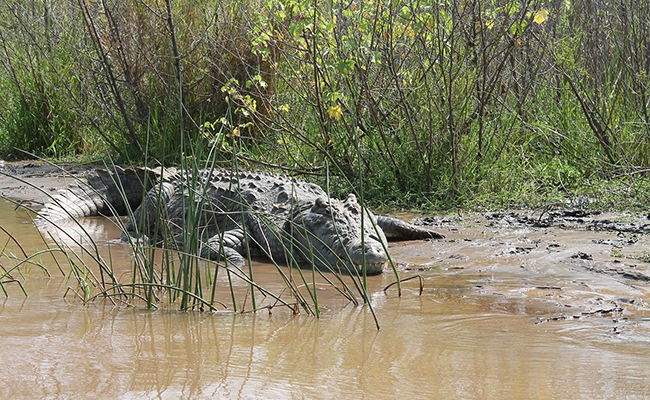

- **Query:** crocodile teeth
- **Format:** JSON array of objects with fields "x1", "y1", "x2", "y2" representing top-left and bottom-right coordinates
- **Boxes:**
[{"x1": 353, "y1": 262, "x2": 386, "y2": 272}]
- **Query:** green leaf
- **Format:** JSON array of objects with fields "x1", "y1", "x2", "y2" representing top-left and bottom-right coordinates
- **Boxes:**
[{"x1": 335, "y1": 59, "x2": 356, "y2": 76}]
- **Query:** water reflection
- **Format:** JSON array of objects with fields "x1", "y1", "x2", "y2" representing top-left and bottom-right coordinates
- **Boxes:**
[{"x1": 2, "y1": 284, "x2": 650, "y2": 399}]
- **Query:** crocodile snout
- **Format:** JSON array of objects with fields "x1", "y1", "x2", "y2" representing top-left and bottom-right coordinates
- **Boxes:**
[
  {"x1": 346, "y1": 241, "x2": 388, "y2": 275},
  {"x1": 363, "y1": 242, "x2": 388, "y2": 264}
]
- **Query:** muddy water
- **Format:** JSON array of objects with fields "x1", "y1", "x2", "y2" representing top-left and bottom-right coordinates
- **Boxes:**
[{"x1": 2, "y1": 200, "x2": 650, "y2": 399}]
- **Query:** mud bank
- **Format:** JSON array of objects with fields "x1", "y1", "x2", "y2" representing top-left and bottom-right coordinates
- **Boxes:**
[
  {"x1": 0, "y1": 160, "x2": 91, "y2": 204},
  {"x1": 2, "y1": 161, "x2": 650, "y2": 399},
  {"x1": 395, "y1": 210, "x2": 650, "y2": 328}
]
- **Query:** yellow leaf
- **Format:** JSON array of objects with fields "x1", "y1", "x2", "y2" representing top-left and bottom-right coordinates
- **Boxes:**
[
  {"x1": 327, "y1": 105, "x2": 343, "y2": 120},
  {"x1": 534, "y1": 9, "x2": 549, "y2": 25},
  {"x1": 233, "y1": 127, "x2": 240, "y2": 136},
  {"x1": 486, "y1": 20, "x2": 495, "y2": 30}
]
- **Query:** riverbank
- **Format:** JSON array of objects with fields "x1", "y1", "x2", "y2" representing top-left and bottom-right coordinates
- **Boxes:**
[
  {"x1": 0, "y1": 160, "x2": 93, "y2": 204},
  {"x1": 2, "y1": 159, "x2": 650, "y2": 321}
]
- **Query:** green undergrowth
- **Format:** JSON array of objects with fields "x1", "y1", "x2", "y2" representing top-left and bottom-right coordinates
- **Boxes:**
[
  {"x1": 456, "y1": 161, "x2": 650, "y2": 213},
  {"x1": 2, "y1": 0, "x2": 649, "y2": 213},
  {"x1": 462, "y1": 176, "x2": 650, "y2": 214}
]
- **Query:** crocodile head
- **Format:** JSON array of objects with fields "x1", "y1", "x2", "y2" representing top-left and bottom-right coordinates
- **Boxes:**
[{"x1": 290, "y1": 193, "x2": 389, "y2": 275}]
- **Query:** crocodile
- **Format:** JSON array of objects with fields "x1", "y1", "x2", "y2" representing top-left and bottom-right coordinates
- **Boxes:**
[{"x1": 39, "y1": 167, "x2": 444, "y2": 275}]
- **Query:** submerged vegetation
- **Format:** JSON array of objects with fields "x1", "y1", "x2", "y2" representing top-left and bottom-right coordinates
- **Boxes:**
[{"x1": 0, "y1": 0, "x2": 649, "y2": 210}]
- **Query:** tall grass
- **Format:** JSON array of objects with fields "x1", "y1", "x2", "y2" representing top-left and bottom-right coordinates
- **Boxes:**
[{"x1": 1, "y1": 0, "x2": 649, "y2": 208}]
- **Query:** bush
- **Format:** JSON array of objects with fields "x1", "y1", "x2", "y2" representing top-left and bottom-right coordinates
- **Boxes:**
[{"x1": 1, "y1": 0, "x2": 649, "y2": 208}]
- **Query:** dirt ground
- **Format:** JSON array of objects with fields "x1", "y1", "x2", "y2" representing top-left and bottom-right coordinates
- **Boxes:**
[
  {"x1": 396, "y1": 211, "x2": 650, "y2": 322},
  {"x1": 0, "y1": 160, "x2": 91, "y2": 204}
]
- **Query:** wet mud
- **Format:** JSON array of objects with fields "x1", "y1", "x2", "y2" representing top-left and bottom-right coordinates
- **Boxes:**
[
  {"x1": 399, "y1": 210, "x2": 650, "y2": 330},
  {"x1": 0, "y1": 160, "x2": 92, "y2": 206}
]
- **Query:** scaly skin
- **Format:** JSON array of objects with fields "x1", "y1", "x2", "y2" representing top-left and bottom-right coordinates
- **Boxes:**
[{"x1": 40, "y1": 167, "x2": 445, "y2": 275}]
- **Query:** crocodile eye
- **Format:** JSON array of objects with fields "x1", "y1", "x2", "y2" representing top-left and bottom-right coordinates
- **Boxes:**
[{"x1": 311, "y1": 197, "x2": 330, "y2": 214}]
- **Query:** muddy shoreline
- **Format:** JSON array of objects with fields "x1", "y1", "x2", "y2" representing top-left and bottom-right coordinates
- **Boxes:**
[
  {"x1": 2, "y1": 160, "x2": 649, "y2": 398},
  {"x1": 404, "y1": 210, "x2": 650, "y2": 329},
  {"x1": 0, "y1": 160, "x2": 93, "y2": 204},
  {"x1": 1, "y1": 160, "x2": 649, "y2": 328}
]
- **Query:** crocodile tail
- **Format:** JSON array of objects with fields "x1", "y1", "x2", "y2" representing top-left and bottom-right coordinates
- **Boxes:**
[
  {"x1": 376, "y1": 215, "x2": 445, "y2": 240},
  {"x1": 38, "y1": 166, "x2": 160, "y2": 223}
]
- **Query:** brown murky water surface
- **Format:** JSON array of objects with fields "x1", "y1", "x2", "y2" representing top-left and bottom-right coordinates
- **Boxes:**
[{"x1": 2, "y1": 196, "x2": 650, "y2": 399}]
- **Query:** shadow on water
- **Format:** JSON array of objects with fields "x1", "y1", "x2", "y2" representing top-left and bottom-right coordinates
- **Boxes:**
[{"x1": 2, "y1": 200, "x2": 650, "y2": 398}]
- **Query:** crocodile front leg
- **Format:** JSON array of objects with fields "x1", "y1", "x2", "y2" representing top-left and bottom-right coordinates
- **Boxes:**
[
  {"x1": 200, "y1": 228, "x2": 247, "y2": 266},
  {"x1": 376, "y1": 215, "x2": 445, "y2": 240}
]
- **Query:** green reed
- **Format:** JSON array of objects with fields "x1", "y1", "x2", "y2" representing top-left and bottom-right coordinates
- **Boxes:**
[{"x1": 0, "y1": 125, "x2": 387, "y2": 329}]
